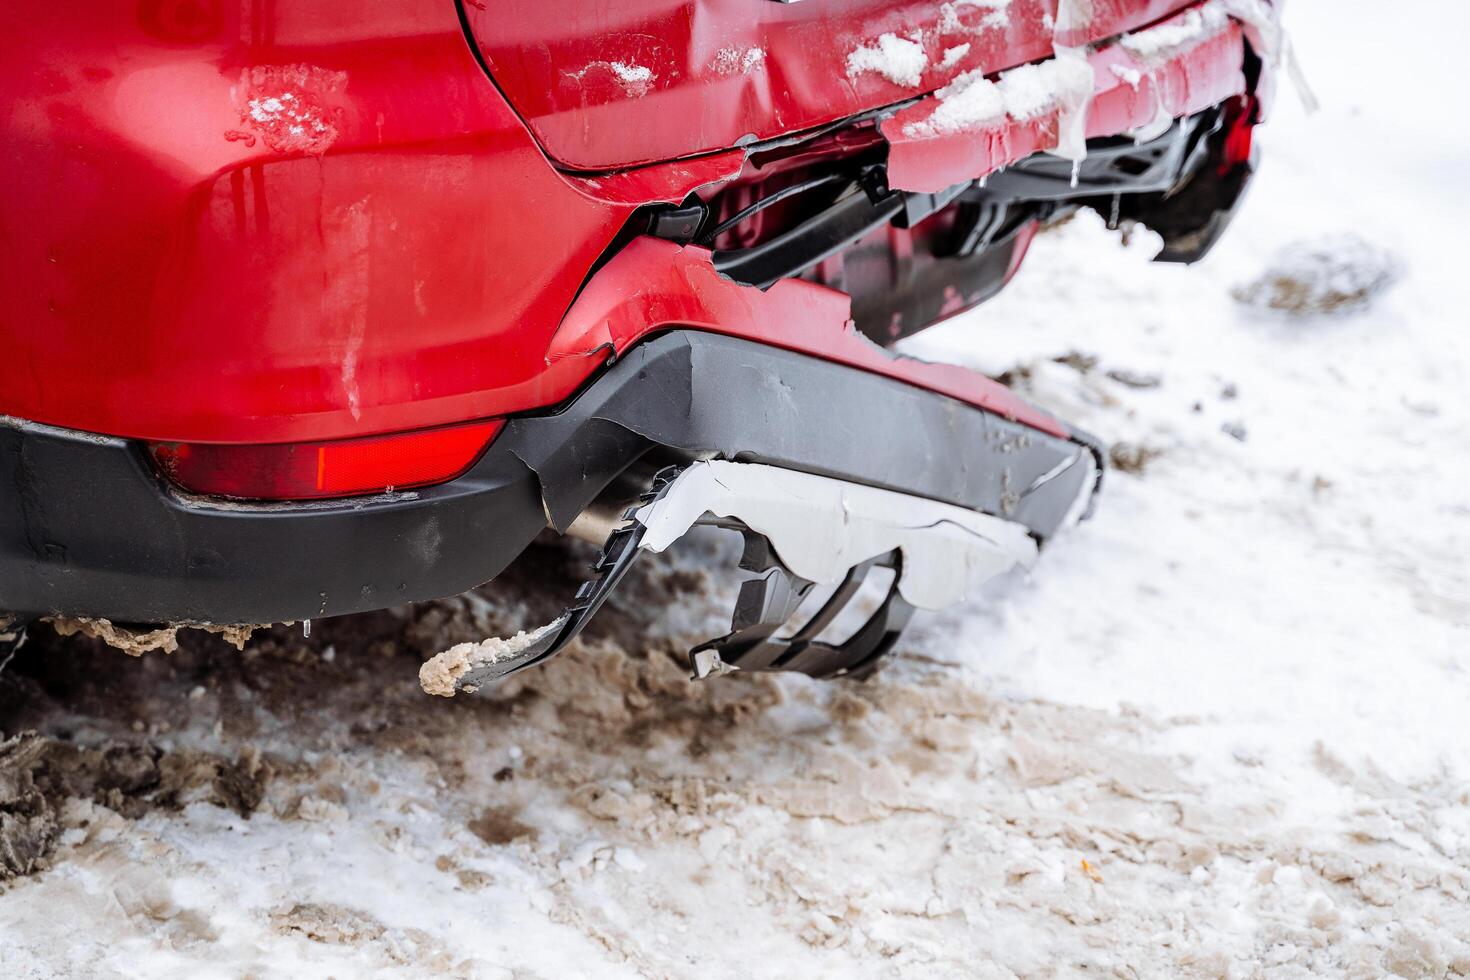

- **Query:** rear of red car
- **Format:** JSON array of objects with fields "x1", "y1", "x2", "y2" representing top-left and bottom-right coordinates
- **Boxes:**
[{"x1": 0, "y1": 0, "x2": 1280, "y2": 675}]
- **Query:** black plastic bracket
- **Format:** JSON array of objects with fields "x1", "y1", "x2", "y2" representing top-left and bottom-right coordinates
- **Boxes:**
[
  {"x1": 690, "y1": 537, "x2": 916, "y2": 682},
  {"x1": 450, "y1": 469, "x2": 678, "y2": 688}
]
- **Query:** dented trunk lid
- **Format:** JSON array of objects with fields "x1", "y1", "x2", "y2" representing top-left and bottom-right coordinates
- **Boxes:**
[{"x1": 461, "y1": 0, "x2": 1196, "y2": 171}]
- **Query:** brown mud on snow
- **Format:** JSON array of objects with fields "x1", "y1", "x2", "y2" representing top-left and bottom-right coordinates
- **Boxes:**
[
  {"x1": 0, "y1": 537, "x2": 726, "y2": 881},
  {"x1": 2, "y1": 535, "x2": 1469, "y2": 976},
  {"x1": 1108, "y1": 441, "x2": 1165, "y2": 474},
  {"x1": 0, "y1": 732, "x2": 53, "y2": 879},
  {"x1": 1231, "y1": 233, "x2": 1402, "y2": 317},
  {"x1": 0, "y1": 730, "x2": 273, "y2": 882}
]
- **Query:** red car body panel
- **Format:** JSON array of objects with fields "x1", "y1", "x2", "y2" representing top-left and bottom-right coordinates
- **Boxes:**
[
  {"x1": 464, "y1": 0, "x2": 1195, "y2": 170},
  {"x1": 0, "y1": 2, "x2": 717, "y2": 446},
  {"x1": 0, "y1": 0, "x2": 1257, "y2": 450},
  {"x1": 550, "y1": 236, "x2": 1068, "y2": 438}
]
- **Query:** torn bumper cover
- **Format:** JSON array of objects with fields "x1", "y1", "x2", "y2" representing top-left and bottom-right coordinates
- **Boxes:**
[
  {"x1": 0, "y1": 332, "x2": 1100, "y2": 627},
  {"x1": 424, "y1": 458, "x2": 1065, "y2": 694}
]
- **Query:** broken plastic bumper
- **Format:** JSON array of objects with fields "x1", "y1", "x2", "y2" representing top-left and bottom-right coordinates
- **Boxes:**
[
  {"x1": 434, "y1": 457, "x2": 1068, "y2": 693},
  {"x1": 0, "y1": 331, "x2": 1101, "y2": 627}
]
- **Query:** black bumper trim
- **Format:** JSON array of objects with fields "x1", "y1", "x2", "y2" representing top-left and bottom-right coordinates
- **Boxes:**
[{"x1": 1, "y1": 331, "x2": 1097, "y2": 625}]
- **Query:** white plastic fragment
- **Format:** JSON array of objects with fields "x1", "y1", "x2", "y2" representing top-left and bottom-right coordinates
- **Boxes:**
[{"x1": 631, "y1": 460, "x2": 1043, "y2": 610}]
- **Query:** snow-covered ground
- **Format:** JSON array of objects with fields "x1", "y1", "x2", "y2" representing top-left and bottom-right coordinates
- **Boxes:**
[{"x1": 3, "y1": 0, "x2": 1467, "y2": 976}]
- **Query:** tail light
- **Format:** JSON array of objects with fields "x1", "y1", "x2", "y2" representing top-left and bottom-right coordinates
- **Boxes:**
[
  {"x1": 1218, "y1": 95, "x2": 1258, "y2": 176},
  {"x1": 148, "y1": 420, "x2": 503, "y2": 501}
]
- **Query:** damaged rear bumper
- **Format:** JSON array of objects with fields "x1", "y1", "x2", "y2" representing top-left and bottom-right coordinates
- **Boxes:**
[{"x1": 0, "y1": 332, "x2": 1100, "y2": 627}]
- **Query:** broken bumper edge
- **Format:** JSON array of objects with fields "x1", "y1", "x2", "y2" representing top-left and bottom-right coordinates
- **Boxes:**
[{"x1": 1, "y1": 331, "x2": 1100, "y2": 626}]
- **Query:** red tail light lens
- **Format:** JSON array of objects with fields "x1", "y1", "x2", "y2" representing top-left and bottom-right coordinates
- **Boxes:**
[
  {"x1": 149, "y1": 420, "x2": 503, "y2": 501},
  {"x1": 1218, "y1": 95, "x2": 1258, "y2": 175}
]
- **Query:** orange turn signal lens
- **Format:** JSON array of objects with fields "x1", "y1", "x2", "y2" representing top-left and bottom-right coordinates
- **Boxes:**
[{"x1": 148, "y1": 420, "x2": 503, "y2": 501}]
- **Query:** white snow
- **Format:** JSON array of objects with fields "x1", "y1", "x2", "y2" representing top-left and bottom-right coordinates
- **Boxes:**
[
  {"x1": 3, "y1": 0, "x2": 1469, "y2": 975},
  {"x1": 993, "y1": 52, "x2": 1094, "y2": 122},
  {"x1": 939, "y1": 42, "x2": 971, "y2": 70},
  {"x1": 936, "y1": 2, "x2": 964, "y2": 35},
  {"x1": 1120, "y1": 0, "x2": 1231, "y2": 62},
  {"x1": 845, "y1": 32, "x2": 928, "y2": 88},
  {"x1": 907, "y1": 69, "x2": 1006, "y2": 135},
  {"x1": 904, "y1": 51, "x2": 1094, "y2": 138}
]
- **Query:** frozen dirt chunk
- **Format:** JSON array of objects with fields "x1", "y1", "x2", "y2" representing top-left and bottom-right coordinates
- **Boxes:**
[
  {"x1": 1232, "y1": 233, "x2": 1401, "y2": 317},
  {"x1": 0, "y1": 733, "x2": 55, "y2": 881},
  {"x1": 418, "y1": 620, "x2": 562, "y2": 697}
]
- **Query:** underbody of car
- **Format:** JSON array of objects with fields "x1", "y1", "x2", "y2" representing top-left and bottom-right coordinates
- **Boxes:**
[{"x1": 0, "y1": 0, "x2": 1283, "y2": 685}]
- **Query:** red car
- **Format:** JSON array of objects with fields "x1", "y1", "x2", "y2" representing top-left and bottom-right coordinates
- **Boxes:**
[{"x1": 0, "y1": 0, "x2": 1279, "y2": 687}]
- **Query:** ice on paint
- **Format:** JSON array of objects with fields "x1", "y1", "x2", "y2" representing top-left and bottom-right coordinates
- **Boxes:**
[
  {"x1": 1110, "y1": 63, "x2": 1143, "y2": 88},
  {"x1": 713, "y1": 46, "x2": 765, "y2": 75},
  {"x1": 1128, "y1": 88, "x2": 1176, "y2": 143},
  {"x1": 1054, "y1": 0, "x2": 1094, "y2": 35},
  {"x1": 608, "y1": 61, "x2": 654, "y2": 94},
  {"x1": 572, "y1": 60, "x2": 657, "y2": 97},
  {"x1": 939, "y1": 0, "x2": 1011, "y2": 36},
  {"x1": 955, "y1": 0, "x2": 1012, "y2": 29}
]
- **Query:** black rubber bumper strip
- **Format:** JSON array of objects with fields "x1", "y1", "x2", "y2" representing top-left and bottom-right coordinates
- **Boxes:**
[{"x1": 0, "y1": 331, "x2": 1100, "y2": 625}]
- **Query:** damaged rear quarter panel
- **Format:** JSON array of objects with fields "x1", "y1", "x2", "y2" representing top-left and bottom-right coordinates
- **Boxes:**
[{"x1": 462, "y1": 0, "x2": 1205, "y2": 171}]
